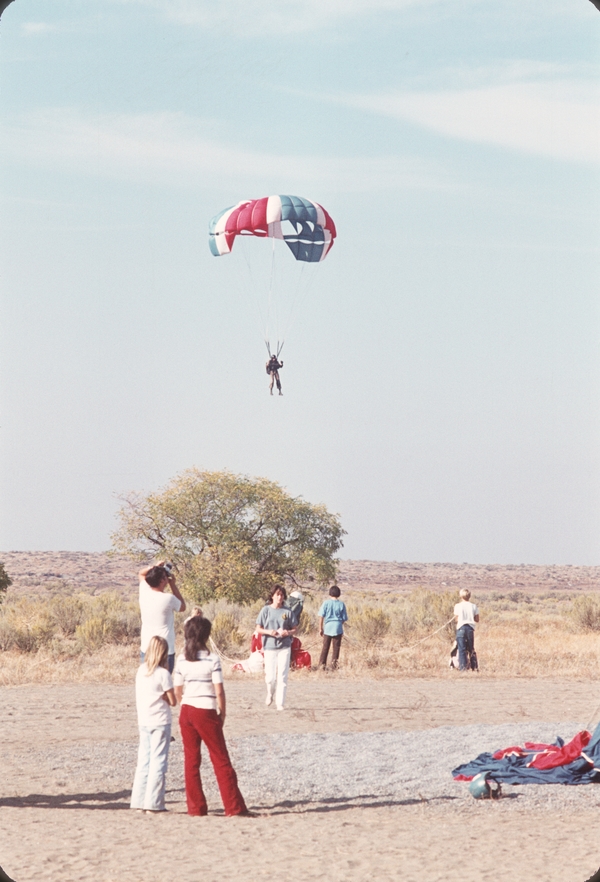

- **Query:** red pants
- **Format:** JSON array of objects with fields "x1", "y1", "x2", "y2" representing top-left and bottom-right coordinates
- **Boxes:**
[{"x1": 179, "y1": 704, "x2": 247, "y2": 817}]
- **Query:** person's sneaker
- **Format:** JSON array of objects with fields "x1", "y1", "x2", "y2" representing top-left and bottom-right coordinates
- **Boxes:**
[
  {"x1": 266, "y1": 693, "x2": 273, "y2": 706},
  {"x1": 276, "y1": 706, "x2": 285, "y2": 711}
]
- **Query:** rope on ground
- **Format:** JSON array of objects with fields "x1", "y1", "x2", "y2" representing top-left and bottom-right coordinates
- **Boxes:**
[
  {"x1": 209, "y1": 637, "x2": 248, "y2": 665},
  {"x1": 584, "y1": 699, "x2": 600, "y2": 733},
  {"x1": 318, "y1": 619, "x2": 454, "y2": 655},
  {"x1": 395, "y1": 618, "x2": 455, "y2": 652},
  {"x1": 210, "y1": 619, "x2": 455, "y2": 667}
]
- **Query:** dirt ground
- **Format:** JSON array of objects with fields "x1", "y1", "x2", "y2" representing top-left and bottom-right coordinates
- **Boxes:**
[{"x1": 2, "y1": 677, "x2": 600, "y2": 882}]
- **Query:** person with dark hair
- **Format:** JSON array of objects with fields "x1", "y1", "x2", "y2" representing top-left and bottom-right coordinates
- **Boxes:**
[
  {"x1": 318, "y1": 585, "x2": 348, "y2": 670},
  {"x1": 173, "y1": 616, "x2": 248, "y2": 817},
  {"x1": 266, "y1": 354, "x2": 283, "y2": 395},
  {"x1": 139, "y1": 562, "x2": 186, "y2": 674},
  {"x1": 255, "y1": 584, "x2": 297, "y2": 710}
]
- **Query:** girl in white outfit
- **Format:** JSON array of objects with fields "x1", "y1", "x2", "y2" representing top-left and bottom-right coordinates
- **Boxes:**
[{"x1": 130, "y1": 635, "x2": 176, "y2": 813}]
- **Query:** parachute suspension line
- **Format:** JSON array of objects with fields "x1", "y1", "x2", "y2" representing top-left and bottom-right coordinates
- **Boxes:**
[
  {"x1": 284, "y1": 258, "x2": 307, "y2": 338},
  {"x1": 280, "y1": 258, "x2": 318, "y2": 343},
  {"x1": 264, "y1": 235, "x2": 277, "y2": 353},
  {"x1": 239, "y1": 241, "x2": 269, "y2": 346}
]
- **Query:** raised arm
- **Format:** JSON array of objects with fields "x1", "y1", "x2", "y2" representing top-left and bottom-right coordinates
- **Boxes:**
[
  {"x1": 168, "y1": 573, "x2": 186, "y2": 613},
  {"x1": 138, "y1": 560, "x2": 165, "y2": 580}
]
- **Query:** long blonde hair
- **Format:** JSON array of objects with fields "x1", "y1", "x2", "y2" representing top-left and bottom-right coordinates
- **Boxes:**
[{"x1": 144, "y1": 635, "x2": 169, "y2": 675}]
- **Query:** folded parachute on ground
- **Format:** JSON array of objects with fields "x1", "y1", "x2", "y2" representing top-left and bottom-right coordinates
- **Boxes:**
[
  {"x1": 452, "y1": 723, "x2": 600, "y2": 785},
  {"x1": 209, "y1": 194, "x2": 336, "y2": 263}
]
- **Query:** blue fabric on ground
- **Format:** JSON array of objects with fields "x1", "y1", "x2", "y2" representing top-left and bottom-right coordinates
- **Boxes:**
[{"x1": 452, "y1": 722, "x2": 600, "y2": 785}]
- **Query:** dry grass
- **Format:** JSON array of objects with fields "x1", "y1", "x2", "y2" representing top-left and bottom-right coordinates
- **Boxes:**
[
  {"x1": 0, "y1": 644, "x2": 139, "y2": 686},
  {"x1": 1, "y1": 587, "x2": 600, "y2": 685}
]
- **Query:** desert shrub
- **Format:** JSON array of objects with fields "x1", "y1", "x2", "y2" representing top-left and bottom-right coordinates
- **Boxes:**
[
  {"x1": 69, "y1": 594, "x2": 139, "y2": 651},
  {"x1": 0, "y1": 598, "x2": 55, "y2": 652},
  {"x1": 50, "y1": 596, "x2": 87, "y2": 636},
  {"x1": 508, "y1": 590, "x2": 532, "y2": 604},
  {"x1": 92, "y1": 593, "x2": 140, "y2": 641},
  {"x1": 392, "y1": 590, "x2": 456, "y2": 643},
  {"x1": 0, "y1": 562, "x2": 12, "y2": 604},
  {"x1": 296, "y1": 608, "x2": 317, "y2": 636},
  {"x1": 0, "y1": 620, "x2": 14, "y2": 651},
  {"x1": 76, "y1": 617, "x2": 119, "y2": 651},
  {"x1": 571, "y1": 596, "x2": 600, "y2": 632},
  {"x1": 350, "y1": 606, "x2": 391, "y2": 644},
  {"x1": 210, "y1": 611, "x2": 245, "y2": 653}
]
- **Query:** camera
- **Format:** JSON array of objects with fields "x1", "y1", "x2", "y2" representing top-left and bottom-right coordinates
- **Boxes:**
[{"x1": 164, "y1": 562, "x2": 173, "y2": 575}]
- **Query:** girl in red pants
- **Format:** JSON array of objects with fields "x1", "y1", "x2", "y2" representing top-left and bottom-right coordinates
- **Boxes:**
[{"x1": 173, "y1": 616, "x2": 247, "y2": 817}]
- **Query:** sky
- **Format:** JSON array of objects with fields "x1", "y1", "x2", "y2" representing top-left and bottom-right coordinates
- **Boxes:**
[{"x1": 0, "y1": 0, "x2": 599, "y2": 565}]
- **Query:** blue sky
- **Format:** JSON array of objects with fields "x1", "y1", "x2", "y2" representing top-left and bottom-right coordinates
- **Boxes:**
[{"x1": 1, "y1": 0, "x2": 599, "y2": 564}]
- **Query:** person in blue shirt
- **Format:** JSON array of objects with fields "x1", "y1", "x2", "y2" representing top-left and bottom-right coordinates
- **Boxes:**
[{"x1": 318, "y1": 585, "x2": 348, "y2": 670}]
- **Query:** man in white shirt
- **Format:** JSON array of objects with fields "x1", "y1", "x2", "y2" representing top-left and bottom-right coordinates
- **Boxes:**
[
  {"x1": 139, "y1": 562, "x2": 186, "y2": 673},
  {"x1": 453, "y1": 588, "x2": 479, "y2": 672}
]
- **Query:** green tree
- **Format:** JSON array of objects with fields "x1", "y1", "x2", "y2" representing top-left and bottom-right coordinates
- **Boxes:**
[
  {"x1": 0, "y1": 562, "x2": 12, "y2": 604},
  {"x1": 112, "y1": 469, "x2": 345, "y2": 604}
]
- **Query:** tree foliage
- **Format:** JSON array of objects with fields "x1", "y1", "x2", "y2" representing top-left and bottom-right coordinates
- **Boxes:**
[
  {"x1": 0, "y1": 562, "x2": 12, "y2": 604},
  {"x1": 112, "y1": 469, "x2": 345, "y2": 604}
]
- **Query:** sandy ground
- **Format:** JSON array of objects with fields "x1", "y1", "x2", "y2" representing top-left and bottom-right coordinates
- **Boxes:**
[{"x1": 2, "y1": 676, "x2": 600, "y2": 882}]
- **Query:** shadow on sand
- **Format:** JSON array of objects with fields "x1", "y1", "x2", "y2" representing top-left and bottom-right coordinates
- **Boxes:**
[
  {"x1": 0, "y1": 790, "x2": 131, "y2": 810},
  {"x1": 258, "y1": 792, "x2": 465, "y2": 815}
]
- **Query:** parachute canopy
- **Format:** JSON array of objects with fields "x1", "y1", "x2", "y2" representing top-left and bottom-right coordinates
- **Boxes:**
[
  {"x1": 209, "y1": 195, "x2": 336, "y2": 263},
  {"x1": 0, "y1": 0, "x2": 16, "y2": 18}
]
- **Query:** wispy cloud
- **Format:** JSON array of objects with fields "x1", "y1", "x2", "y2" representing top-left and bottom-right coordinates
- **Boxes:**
[
  {"x1": 21, "y1": 22, "x2": 60, "y2": 35},
  {"x1": 113, "y1": 0, "x2": 590, "y2": 35},
  {"x1": 339, "y1": 76, "x2": 600, "y2": 165},
  {"x1": 1, "y1": 108, "x2": 449, "y2": 193},
  {"x1": 115, "y1": 0, "x2": 436, "y2": 35}
]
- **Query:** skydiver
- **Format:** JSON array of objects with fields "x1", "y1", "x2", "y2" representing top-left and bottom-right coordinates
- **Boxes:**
[{"x1": 266, "y1": 354, "x2": 283, "y2": 395}]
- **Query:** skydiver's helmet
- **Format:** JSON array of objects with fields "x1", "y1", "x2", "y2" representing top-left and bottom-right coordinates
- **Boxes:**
[{"x1": 468, "y1": 772, "x2": 502, "y2": 800}]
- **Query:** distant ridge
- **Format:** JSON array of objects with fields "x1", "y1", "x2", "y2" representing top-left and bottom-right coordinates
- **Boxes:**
[{"x1": 1, "y1": 551, "x2": 598, "y2": 598}]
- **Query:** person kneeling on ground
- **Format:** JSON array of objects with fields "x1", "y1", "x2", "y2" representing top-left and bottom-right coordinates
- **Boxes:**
[
  {"x1": 174, "y1": 616, "x2": 248, "y2": 817},
  {"x1": 454, "y1": 588, "x2": 479, "y2": 671},
  {"x1": 318, "y1": 585, "x2": 348, "y2": 670}
]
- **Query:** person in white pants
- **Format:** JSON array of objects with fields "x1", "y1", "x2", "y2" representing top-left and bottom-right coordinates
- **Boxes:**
[{"x1": 255, "y1": 585, "x2": 297, "y2": 710}]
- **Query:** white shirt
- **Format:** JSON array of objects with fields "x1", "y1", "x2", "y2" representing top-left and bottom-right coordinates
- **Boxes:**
[
  {"x1": 139, "y1": 579, "x2": 181, "y2": 653},
  {"x1": 454, "y1": 600, "x2": 478, "y2": 629},
  {"x1": 135, "y1": 663, "x2": 173, "y2": 728},
  {"x1": 173, "y1": 651, "x2": 223, "y2": 710}
]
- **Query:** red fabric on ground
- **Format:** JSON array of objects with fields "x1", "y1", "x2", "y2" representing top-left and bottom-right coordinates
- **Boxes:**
[
  {"x1": 291, "y1": 649, "x2": 311, "y2": 669},
  {"x1": 527, "y1": 731, "x2": 591, "y2": 770}
]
